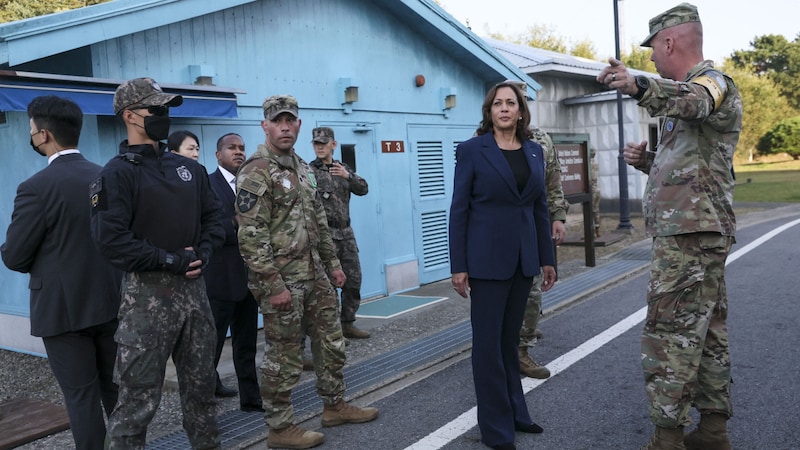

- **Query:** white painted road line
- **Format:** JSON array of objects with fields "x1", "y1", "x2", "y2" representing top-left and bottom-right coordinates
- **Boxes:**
[{"x1": 404, "y1": 217, "x2": 800, "y2": 450}]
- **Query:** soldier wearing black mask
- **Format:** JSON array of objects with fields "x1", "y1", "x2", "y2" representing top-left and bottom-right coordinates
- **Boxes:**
[{"x1": 89, "y1": 77, "x2": 225, "y2": 449}]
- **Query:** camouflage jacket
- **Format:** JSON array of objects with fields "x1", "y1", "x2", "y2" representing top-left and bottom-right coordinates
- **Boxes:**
[
  {"x1": 309, "y1": 158, "x2": 368, "y2": 241},
  {"x1": 234, "y1": 144, "x2": 341, "y2": 299},
  {"x1": 635, "y1": 60, "x2": 741, "y2": 237},
  {"x1": 530, "y1": 126, "x2": 569, "y2": 223}
]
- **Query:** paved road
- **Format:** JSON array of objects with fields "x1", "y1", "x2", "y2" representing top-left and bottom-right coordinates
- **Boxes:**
[{"x1": 307, "y1": 207, "x2": 800, "y2": 449}]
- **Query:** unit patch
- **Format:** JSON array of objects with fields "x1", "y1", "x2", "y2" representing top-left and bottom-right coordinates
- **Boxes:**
[{"x1": 176, "y1": 165, "x2": 193, "y2": 182}]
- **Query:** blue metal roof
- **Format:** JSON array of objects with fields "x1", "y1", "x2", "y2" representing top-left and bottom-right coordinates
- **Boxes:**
[{"x1": 0, "y1": 0, "x2": 540, "y2": 98}]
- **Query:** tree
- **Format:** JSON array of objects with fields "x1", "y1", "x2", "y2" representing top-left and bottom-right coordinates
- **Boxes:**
[
  {"x1": 513, "y1": 24, "x2": 568, "y2": 54},
  {"x1": 732, "y1": 34, "x2": 800, "y2": 110},
  {"x1": 757, "y1": 116, "x2": 800, "y2": 160},
  {"x1": 721, "y1": 60, "x2": 797, "y2": 161},
  {"x1": 570, "y1": 39, "x2": 598, "y2": 60},
  {"x1": 0, "y1": 0, "x2": 110, "y2": 23},
  {"x1": 621, "y1": 44, "x2": 656, "y2": 73}
]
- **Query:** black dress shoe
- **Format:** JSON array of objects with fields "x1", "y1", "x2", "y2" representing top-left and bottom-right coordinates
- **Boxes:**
[
  {"x1": 215, "y1": 384, "x2": 238, "y2": 398},
  {"x1": 489, "y1": 444, "x2": 516, "y2": 450},
  {"x1": 515, "y1": 422, "x2": 544, "y2": 433},
  {"x1": 240, "y1": 403, "x2": 265, "y2": 413}
]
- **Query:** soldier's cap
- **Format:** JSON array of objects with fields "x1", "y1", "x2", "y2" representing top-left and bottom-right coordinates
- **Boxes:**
[
  {"x1": 113, "y1": 77, "x2": 183, "y2": 115},
  {"x1": 641, "y1": 2, "x2": 701, "y2": 47},
  {"x1": 312, "y1": 127, "x2": 335, "y2": 144},
  {"x1": 262, "y1": 95, "x2": 299, "y2": 120}
]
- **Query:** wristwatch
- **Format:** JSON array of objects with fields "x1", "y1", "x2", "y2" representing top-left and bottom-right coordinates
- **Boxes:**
[
  {"x1": 633, "y1": 76, "x2": 650, "y2": 100},
  {"x1": 348, "y1": 172, "x2": 354, "y2": 180}
]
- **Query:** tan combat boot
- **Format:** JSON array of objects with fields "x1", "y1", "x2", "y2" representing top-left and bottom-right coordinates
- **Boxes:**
[
  {"x1": 342, "y1": 323, "x2": 371, "y2": 339},
  {"x1": 267, "y1": 424, "x2": 324, "y2": 449},
  {"x1": 519, "y1": 348, "x2": 550, "y2": 379},
  {"x1": 641, "y1": 426, "x2": 685, "y2": 450},
  {"x1": 321, "y1": 399, "x2": 379, "y2": 427},
  {"x1": 684, "y1": 413, "x2": 731, "y2": 450}
]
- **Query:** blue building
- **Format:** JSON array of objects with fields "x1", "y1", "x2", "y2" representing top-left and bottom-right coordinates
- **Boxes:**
[{"x1": 0, "y1": 0, "x2": 538, "y2": 354}]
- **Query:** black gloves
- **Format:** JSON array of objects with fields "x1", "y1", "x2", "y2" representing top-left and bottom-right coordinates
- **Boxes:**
[
  {"x1": 196, "y1": 245, "x2": 213, "y2": 272},
  {"x1": 162, "y1": 249, "x2": 197, "y2": 275}
]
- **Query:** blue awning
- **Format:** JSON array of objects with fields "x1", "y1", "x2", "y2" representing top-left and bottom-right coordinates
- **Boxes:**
[{"x1": 0, "y1": 78, "x2": 239, "y2": 118}]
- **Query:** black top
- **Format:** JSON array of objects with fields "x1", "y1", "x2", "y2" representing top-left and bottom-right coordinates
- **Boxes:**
[
  {"x1": 90, "y1": 141, "x2": 225, "y2": 273},
  {"x1": 500, "y1": 148, "x2": 530, "y2": 193}
]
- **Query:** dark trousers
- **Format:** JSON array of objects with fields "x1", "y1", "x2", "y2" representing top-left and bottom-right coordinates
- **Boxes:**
[
  {"x1": 210, "y1": 291, "x2": 261, "y2": 407},
  {"x1": 469, "y1": 266, "x2": 534, "y2": 447},
  {"x1": 42, "y1": 319, "x2": 118, "y2": 450}
]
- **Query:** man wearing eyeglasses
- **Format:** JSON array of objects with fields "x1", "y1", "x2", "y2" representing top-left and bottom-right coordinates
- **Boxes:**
[{"x1": 90, "y1": 77, "x2": 225, "y2": 449}]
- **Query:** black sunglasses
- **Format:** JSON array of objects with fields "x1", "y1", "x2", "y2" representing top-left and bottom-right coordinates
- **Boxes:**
[{"x1": 129, "y1": 105, "x2": 169, "y2": 117}]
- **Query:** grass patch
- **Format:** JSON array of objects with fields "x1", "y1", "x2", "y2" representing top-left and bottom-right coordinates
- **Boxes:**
[{"x1": 733, "y1": 169, "x2": 800, "y2": 203}]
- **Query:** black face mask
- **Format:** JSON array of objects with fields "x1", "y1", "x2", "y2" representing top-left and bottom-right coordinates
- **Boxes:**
[
  {"x1": 143, "y1": 115, "x2": 171, "y2": 141},
  {"x1": 29, "y1": 137, "x2": 45, "y2": 156}
]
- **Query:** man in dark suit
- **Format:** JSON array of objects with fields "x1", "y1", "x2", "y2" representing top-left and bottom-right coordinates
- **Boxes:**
[
  {"x1": 1, "y1": 95, "x2": 121, "y2": 450},
  {"x1": 205, "y1": 132, "x2": 263, "y2": 412}
]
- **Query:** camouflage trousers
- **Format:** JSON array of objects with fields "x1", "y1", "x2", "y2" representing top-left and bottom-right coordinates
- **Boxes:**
[
  {"x1": 642, "y1": 233, "x2": 733, "y2": 428},
  {"x1": 259, "y1": 267, "x2": 347, "y2": 430},
  {"x1": 334, "y1": 237, "x2": 362, "y2": 323},
  {"x1": 519, "y1": 273, "x2": 544, "y2": 349},
  {"x1": 108, "y1": 272, "x2": 220, "y2": 450}
]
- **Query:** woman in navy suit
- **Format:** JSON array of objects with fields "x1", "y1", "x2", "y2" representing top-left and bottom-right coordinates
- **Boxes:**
[{"x1": 449, "y1": 81, "x2": 557, "y2": 450}]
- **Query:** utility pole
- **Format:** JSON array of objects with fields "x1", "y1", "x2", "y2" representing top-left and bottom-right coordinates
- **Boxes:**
[{"x1": 614, "y1": 0, "x2": 633, "y2": 231}]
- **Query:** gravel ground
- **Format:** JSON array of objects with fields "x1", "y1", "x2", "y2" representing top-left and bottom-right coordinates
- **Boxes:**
[{"x1": 1, "y1": 211, "x2": 653, "y2": 449}]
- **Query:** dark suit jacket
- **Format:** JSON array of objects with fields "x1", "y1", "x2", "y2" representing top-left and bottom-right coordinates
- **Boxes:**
[
  {"x1": 204, "y1": 169, "x2": 249, "y2": 302},
  {"x1": 1, "y1": 153, "x2": 121, "y2": 337},
  {"x1": 449, "y1": 133, "x2": 555, "y2": 280}
]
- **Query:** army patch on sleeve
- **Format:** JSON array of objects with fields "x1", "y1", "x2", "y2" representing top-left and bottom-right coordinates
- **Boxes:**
[{"x1": 236, "y1": 189, "x2": 259, "y2": 213}]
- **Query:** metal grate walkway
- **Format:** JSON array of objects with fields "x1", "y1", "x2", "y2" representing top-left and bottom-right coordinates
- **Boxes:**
[{"x1": 147, "y1": 246, "x2": 650, "y2": 449}]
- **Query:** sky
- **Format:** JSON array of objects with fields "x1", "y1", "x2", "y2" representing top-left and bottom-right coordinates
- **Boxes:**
[{"x1": 438, "y1": 0, "x2": 800, "y2": 63}]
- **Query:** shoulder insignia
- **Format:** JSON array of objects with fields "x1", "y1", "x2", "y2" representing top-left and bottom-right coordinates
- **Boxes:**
[
  {"x1": 236, "y1": 189, "x2": 258, "y2": 213},
  {"x1": 692, "y1": 71, "x2": 727, "y2": 111}
]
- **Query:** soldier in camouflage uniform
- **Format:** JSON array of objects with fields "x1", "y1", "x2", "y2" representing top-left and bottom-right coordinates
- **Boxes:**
[
  {"x1": 518, "y1": 125, "x2": 568, "y2": 380},
  {"x1": 90, "y1": 78, "x2": 224, "y2": 449},
  {"x1": 235, "y1": 95, "x2": 378, "y2": 449},
  {"x1": 309, "y1": 127, "x2": 371, "y2": 339},
  {"x1": 599, "y1": 4, "x2": 741, "y2": 449},
  {"x1": 590, "y1": 147, "x2": 601, "y2": 238}
]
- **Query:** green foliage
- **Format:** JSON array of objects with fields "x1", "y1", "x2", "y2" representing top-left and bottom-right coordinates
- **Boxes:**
[
  {"x1": 489, "y1": 25, "x2": 598, "y2": 60},
  {"x1": 0, "y1": 0, "x2": 110, "y2": 23},
  {"x1": 731, "y1": 34, "x2": 800, "y2": 110},
  {"x1": 514, "y1": 24, "x2": 567, "y2": 54},
  {"x1": 720, "y1": 60, "x2": 798, "y2": 161},
  {"x1": 569, "y1": 39, "x2": 598, "y2": 60},
  {"x1": 756, "y1": 116, "x2": 800, "y2": 160},
  {"x1": 621, "y1": 44, "x2": 656, "y2": 73}
]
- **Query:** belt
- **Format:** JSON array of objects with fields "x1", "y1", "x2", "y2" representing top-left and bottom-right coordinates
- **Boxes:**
[{"x1": 327, "y1": 218, "x2": 350, "y2": 229}]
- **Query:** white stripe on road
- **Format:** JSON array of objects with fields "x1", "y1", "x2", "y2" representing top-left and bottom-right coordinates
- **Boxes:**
[{"x1": 405, "y1": 217, "x2": 800, "y2": 450}]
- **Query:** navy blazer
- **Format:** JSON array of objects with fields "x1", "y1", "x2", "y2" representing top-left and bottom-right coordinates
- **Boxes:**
[
  {"x1": 204, "y1": 169, "x2": 250, "y2": 302},
  {"x1": 1, "y1": 153, "x2": 121, "y2": 337},
  {"x1": 449, "y1": 133, "x2": 555, "y2": 280}
]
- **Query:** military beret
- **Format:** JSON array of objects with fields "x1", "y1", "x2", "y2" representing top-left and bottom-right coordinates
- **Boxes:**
[{"x1": 641, "y1": 2, "x2": 701, "y2": 47}]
